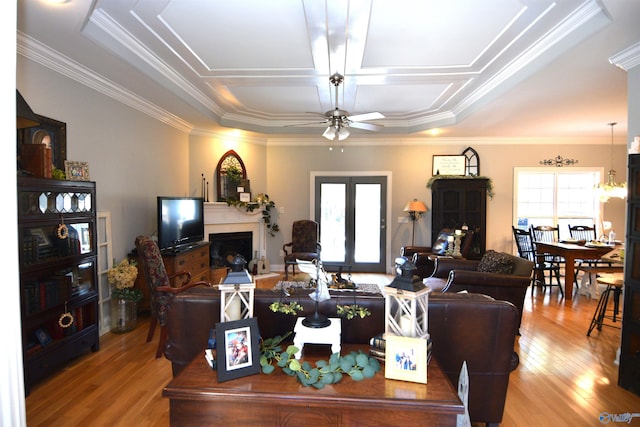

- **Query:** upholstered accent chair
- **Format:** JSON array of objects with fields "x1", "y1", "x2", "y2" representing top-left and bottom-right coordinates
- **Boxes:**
[
  {"x1": 134, "y1": 235, "x2": 212, "y2": 358},
  {"x1": 282, "y1": 220, "x2": 320, "y2": 280}
]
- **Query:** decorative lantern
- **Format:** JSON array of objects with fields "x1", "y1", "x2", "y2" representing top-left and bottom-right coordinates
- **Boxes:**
[
  {"x1": 383, "y1": 257, "x2": 431, "y2": 338},
  {"x1": 220, "y1": 254, "x2": 255, "y2": 322}
]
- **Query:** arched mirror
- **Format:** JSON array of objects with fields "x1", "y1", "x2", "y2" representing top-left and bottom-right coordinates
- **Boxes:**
[
  {"x1": 462, "y1": 147, "x2": 480, "y2": 176},
  {"x1": 215, "y1": 150, "x2": 247, "y2": 201}
]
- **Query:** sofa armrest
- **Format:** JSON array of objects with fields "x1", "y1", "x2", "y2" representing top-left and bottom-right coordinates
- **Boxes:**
[
  {"x1": 400, "y1": 246, "x2": 432, "y2": 259},
  {"x1": 445, "y1": 270, "x2": 531, "y2": 332},
  {"x1": 431, "y1": 258, "x2": 480, "y2": 278}
]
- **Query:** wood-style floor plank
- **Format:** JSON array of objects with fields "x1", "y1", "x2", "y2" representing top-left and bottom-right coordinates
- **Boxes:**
[{"x1": 25, "y1": 273, "x2": 640, "y2": 426}]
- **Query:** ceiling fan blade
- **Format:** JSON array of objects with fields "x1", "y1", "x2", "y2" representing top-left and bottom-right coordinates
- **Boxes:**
[
  {"x1": 349, "y1": 121, "x2": 383, "y2": 131},
  {"x1": 347, "y1": 112, "x2": 384, "y2": 122},
  {"x1": 284, "y1": 120, "x2": 329, "y2": 127}
]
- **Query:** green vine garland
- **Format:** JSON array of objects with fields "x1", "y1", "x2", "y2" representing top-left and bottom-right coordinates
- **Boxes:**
[
  {"x1": 426, "y1": 175, "x2": 494, "y2": 199},
  {"x1": 259, "y1": 333, "x2": 381, "y2": 388},
  {"x1": 269, "y1": 301, "x2": 303, "y2": 315},
  {"x1": 222, "y1": 193, "x2": 279, "y2": 236},
  {"x1": 336, "y1": 304, "x2": 371, "y2": 320}
]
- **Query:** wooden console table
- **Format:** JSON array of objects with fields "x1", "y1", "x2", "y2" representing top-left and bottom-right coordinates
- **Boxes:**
[{"x1": 163, "y1": 344, "x2": 463, "y2": 426}]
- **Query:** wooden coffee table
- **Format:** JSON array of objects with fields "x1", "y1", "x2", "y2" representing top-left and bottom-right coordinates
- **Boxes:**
[{"x1": 163, "y1": 344, "x2": 463, "y2": 426}]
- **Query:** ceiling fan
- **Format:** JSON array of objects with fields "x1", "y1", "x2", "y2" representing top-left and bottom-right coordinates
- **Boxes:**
[{"x1": 291, "y1": 72, "x2": 385, "y2": 141}]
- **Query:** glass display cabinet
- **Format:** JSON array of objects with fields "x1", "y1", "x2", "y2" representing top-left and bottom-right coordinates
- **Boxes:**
[{"x1": 17, "y1": 176, "x2": 99, "y2": 394}]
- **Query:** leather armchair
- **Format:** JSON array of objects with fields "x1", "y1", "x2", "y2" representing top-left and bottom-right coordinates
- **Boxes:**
[
  {"x1": 402, "y1": 229, "x2": 474, "y2": 278},
  {"x1": 424, "y1": 252, "x2": 534, "y2": 331}
]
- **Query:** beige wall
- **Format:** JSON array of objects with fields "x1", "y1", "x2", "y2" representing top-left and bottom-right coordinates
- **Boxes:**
[{"x1": 262, "y1": 141, "x2": 627, "y2": 271}]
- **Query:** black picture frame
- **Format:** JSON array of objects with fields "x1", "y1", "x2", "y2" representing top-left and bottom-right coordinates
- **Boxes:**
[
  {"x1": 17, "y1": 114, "x2": 67, "y2": 171},
  {"x1": 215, "y1": 317, "x2": 261, "y2": 382}
]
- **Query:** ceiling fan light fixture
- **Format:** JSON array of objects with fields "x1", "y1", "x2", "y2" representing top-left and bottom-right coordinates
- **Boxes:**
[
  {"x1": 337, "y1": 127, "x2": 350, "y2": 141},
  {"x1": 322, "y1": 126, "x2": 337, "y2": 140}
]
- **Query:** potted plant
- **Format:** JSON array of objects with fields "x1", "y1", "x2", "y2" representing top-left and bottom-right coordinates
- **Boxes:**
[{"x1": 108, "y1": 258, "x2": 142, "y2": 333}]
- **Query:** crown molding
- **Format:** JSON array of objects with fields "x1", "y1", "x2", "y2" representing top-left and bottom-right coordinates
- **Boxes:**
[
  {"x1": 610, "y1": 41, "x2": 640, "y2": 71},
  {"x1": 17, "y1": 31, "x2": 194, "y2": 134}
]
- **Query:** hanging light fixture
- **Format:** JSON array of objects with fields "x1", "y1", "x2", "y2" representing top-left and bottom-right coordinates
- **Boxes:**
[{"x1": 595, "y1": 122, "x2": 627, "y2": 202}]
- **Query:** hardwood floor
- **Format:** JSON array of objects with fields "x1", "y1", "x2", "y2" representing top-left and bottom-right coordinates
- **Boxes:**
[{"x1": 25, "y1": 273, "x2": 640, "y2": 426}]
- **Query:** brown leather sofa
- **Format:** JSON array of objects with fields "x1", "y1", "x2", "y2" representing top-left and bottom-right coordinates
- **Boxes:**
[
  {"x1": 424, "y1": 252, "x2": 534, "y2": 331},
  {"x1": 164, "y1": 287, "x2": 519, "y2": 426}
]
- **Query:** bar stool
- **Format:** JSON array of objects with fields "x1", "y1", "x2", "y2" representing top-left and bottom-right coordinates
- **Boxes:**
[{"x1": 587, "y1": 274, "x2": 624, "y2": 336}]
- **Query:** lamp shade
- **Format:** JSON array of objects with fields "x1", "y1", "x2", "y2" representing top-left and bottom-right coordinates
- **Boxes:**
[
  {"x1": 17, "y1": 90, "x2": 40, "y2": 129},
  {"x1": 404, "y1": 199, "x2": 428, "y2": 213}
]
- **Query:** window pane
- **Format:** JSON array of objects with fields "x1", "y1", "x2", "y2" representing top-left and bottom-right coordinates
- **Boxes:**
[
  {"x1": 320, "y1": 183, "x2": 345, "y2": 262},
  {"x1": 515, "y1": 168, "x2": 601, "y2": 240},
  {"x1": 354, "y1": 184, "x2": 380, "y2": 263}
]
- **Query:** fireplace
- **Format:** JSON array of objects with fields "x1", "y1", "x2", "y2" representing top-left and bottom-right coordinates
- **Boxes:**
[
  {"x1": 209, "y1": 232, "x2": 253, "y2": 268},
  {"x1": 203, "y1": 202, "x2": 265, "y2": 267}
]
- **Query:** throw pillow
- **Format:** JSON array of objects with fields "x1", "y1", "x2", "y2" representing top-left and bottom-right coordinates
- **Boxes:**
[{"x1": 477, "y1": 250, "x2": 514, "y2": 274}]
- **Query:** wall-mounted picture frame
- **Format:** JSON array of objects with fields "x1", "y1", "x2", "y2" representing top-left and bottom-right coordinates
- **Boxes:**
[
  {"x1": 385, "y1": 334, "x2": 428, "y2": 384},
  {"x1": 432, "y1": 155, "x2": 466, "y2": 176},
  {"x1": 65, "y1": 161, "x2": 90, "y2": 181},
  {"x1": 215, "y1": 317, "x2": 261, "y2": 382},
  {"x1": 17, "y1": 114, "x2": 67, "y2": 171}
]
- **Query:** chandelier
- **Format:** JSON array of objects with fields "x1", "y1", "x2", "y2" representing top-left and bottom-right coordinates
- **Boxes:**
[{"x1": 594, "y1": 122, "x2": 627, "y2": 202}]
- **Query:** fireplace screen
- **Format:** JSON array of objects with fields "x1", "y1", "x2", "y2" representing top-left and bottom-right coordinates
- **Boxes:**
[{"x1": 210, "y1": 232, "x2": 253, "y2": 268}]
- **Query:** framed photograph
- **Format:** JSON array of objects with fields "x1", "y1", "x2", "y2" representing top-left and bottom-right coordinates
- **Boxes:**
[
  {"x1": 385, "y1": 334, "x2": 428, "y2": 384},
  {"x1": 17, "y1": 114, "x2": 67, "y2": 171},
  {"x1": 30, "y1": 228, "x2": 51, "y2": 247},
  {"x1": 432, "y1": 155, "x2": 466, "y2": 176},
  {"x1": 35, "y1": 328, "x2": 52, "y2": 347},
  {"x1": 239, "y1": 192, "x2": 251, "y2": 202},
  {"x1": 215, "y1": 317, "x2": 261, "y2": 382},
  {"x1": 65, "y1": 161, "x2": 90, "y2": 181}
]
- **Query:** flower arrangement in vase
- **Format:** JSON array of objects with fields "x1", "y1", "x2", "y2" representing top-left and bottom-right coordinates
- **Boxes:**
[
  {"x1": 107, "y1": 258, "x2": 142, "y2": 333},
  {"x1": 107, "y1": 258, "x2": 142, "y2": 302}
]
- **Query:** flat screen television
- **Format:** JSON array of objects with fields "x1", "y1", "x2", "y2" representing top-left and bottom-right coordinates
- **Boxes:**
[{"x1": 157, "y1": 196, "x2": 205, "y2": 250}]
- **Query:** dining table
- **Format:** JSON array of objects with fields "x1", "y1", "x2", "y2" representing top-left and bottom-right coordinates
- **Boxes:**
[{"x1": 533, "y1": 241, "x2": 621, "y2": 300}]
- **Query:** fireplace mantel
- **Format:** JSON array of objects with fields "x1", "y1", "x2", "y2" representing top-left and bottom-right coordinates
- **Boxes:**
[{"x1": 203, "y1": 202, "x2": 265, "y2": 260}]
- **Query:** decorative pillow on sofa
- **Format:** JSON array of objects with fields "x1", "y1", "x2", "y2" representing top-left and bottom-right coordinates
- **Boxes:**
[{"x1": 477, "y1": 250, "x2": 514, "y2": 274}]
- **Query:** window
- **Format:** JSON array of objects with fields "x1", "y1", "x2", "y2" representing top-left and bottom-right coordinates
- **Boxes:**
[{"x1": 514, "y1": 167, "x2": 604, "y2": 240}]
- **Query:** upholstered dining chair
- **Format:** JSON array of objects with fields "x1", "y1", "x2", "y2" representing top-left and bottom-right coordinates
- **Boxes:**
[
  {"x1": 282, "y1": 220, "x2": 320, "y2": 280},
  {"x1": 134, "y1": 235, "x2": 213, "y2": 358}
]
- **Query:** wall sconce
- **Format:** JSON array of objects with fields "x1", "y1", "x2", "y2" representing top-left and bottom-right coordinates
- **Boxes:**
[
  {"x1": 383, "y1": 258, "x2": 431, "y2": 338},
  {"x1": 403, "y1": 199, "x2": 428, "y2": 246},
  {"x1": 220, "y1": 254, "x2": 255, "y2": 321}
]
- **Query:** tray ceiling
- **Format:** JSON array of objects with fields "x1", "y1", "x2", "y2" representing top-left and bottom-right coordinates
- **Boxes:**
[{"x1": 17, "y1": 0, "x2": 640, "y2": 139}]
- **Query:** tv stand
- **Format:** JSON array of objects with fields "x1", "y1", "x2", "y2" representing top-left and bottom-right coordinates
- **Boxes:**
[{"x1": 133, "y1": 241, "x2": 210, "y2": 310}]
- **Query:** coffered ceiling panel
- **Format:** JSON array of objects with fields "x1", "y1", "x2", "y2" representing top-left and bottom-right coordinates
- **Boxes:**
[{"x1": 16, "y1": 0, "x2": 640, "y2": 139}]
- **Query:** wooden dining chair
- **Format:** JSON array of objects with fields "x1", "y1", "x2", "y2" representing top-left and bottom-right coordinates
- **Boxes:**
[
  {"x1": 512, "y1": 226, "x2": 562, "y2": 296},
  {"x1": 568, "y1": 224, "x2": 612, "y2": 288},
  {"x1": 529, "y1": 225, "x2": 564, "y2": 296}
]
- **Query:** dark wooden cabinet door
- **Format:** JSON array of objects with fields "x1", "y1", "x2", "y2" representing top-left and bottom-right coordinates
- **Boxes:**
[
  {"x1": 620, "y1": 154, "x2": 640, "y2": 395},
  {"x1": 431, "y1": 178, "x2": 488, "y2": 259}
]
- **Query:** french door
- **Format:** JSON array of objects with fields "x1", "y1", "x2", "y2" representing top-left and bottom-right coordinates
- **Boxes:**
[{"x1": 313, "y1": 175, "x2": 387, "y2": 272}]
